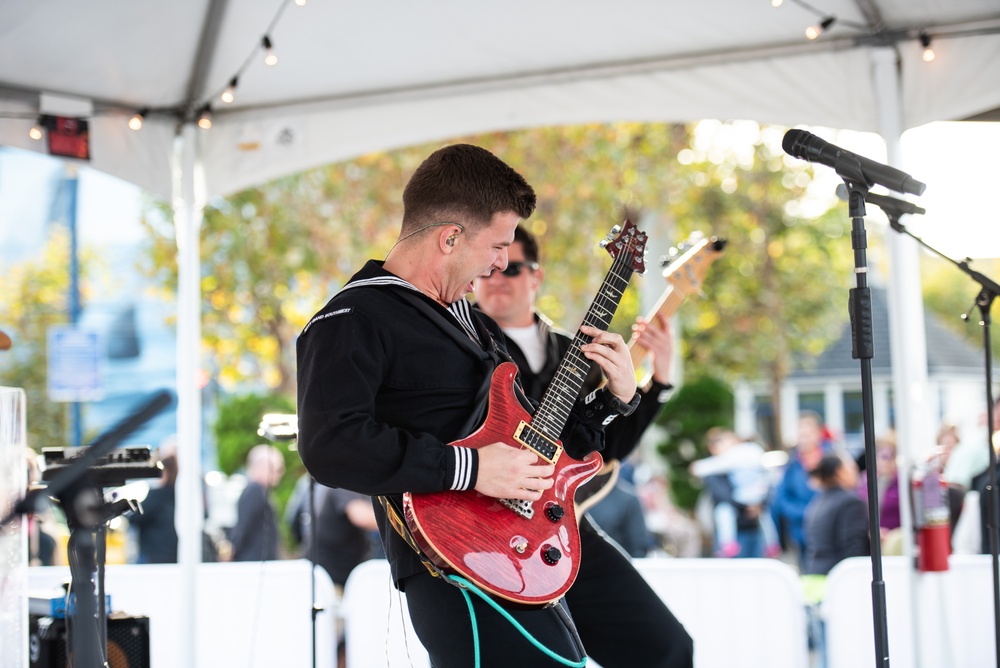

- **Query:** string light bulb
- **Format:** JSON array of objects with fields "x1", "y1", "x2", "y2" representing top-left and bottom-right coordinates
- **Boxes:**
[
  {"x1": 262, "y1": 36, "x2": 278, "y2": 66},
  {"x1": 197, "y1": 105, "x2": 213, "y2": 130},
  {"x1": 128, "y1": 108, "x2": 148, "y2": 131},
  {"x1": 771, "y1": 0, "x2": 783, "y2": 7},
  {"x1": 28, "y1": 117, "x2": 43, "y2": 140},
  {"x1": 294, "y1": 0, "x2": 306, "y2": 6},
  {"x1": 920, "y1": 32, "x2": 936, "y2": 62},
  {"x1": 806, "y1": 16, "x2": 836, "y2": 40},
  {"x1": 220, "y1": 76, "x2": 238, "y2": 104}
]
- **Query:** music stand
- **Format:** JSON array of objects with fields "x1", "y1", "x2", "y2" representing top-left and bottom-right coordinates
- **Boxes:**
[{"x1": 2, "y1": 389, "x2": 172, "y2": 668}]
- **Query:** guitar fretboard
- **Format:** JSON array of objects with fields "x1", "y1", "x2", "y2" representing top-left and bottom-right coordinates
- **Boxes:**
[{"x1": 530, "y1": 250, "x2": 636, "y2": 441}]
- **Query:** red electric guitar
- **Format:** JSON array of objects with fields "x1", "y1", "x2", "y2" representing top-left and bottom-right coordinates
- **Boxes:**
[{"x1": 403, "y1": 219, "x2": 648, "y2": 607}]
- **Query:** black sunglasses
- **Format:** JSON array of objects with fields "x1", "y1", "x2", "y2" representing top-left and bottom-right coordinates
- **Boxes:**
[{"x1": 495, "y1": 261, "x2": 538, "y2": 277}]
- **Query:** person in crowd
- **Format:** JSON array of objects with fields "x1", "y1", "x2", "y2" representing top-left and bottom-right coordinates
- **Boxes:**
[
  {"x1": 801, "y1": 452, "x2": 870, "y2": 668},
  {"x1": 296, "y1": 144, "x2": 686, "y2": 667},
  {"x1": 925, "y1": 423, "x2": 966, "y2": 540},
  {"x1": 947, "y1": 401, "x2": 997, "y2": 492},
  {"x1": 637, "y1": 466, "x2": 704, "y2": 558},
  {"x1": 771, "y1": 410, "x2": 832, "y2": 565},
  {"x1": 691, "y1": 427, "x2": 780, "y2": 558},
  {"x1": 857, "y1": 431, "x2": 901, "y2": 548},
  {"x1": 229, "y1": 444, "x2": 284, "y2": 562},
  {"x1": 803, "y1": 453, "x2": 870, "y2": 575},
  {"x1": 129, "y1": 445, "x2": 178, "y2": 563},
  {"x1": 473, "y1": 223, "x2": 692, "y2": 666},
  {"x1": 966, "y1": 400, "x2": 1000, "y2": 556}
]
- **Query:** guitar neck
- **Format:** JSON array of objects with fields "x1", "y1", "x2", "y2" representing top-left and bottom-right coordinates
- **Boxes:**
[
  {"x1": 625, "y1": 235, "x2": 726, "y2": 381},
  {"x1": 532, "y1": 254, "x2": 635, "y2": 440},
  {"x1": 627, "y1": 285, "x2": 684, "y2": 370}
]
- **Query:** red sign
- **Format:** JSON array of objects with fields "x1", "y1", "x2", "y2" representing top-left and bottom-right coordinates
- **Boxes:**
[{"x1": 45, "y1": 115, "x2": 90, "y2": 160}]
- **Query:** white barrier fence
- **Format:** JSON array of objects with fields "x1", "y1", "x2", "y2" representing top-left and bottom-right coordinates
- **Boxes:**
[
  {"x1": 26, "y1": 554, "x2": 995, "y2": 667},
  {"x1": 825, "y1": 555, "x2": 1000, "y2": 668},
  {"x1": 341, "y1": 558, "x2": 809, "y2": 668}
]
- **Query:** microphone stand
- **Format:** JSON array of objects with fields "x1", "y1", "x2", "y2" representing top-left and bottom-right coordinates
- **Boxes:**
[
  {"x1": 883, "y1": 214, "x2": 1000, "y2": 668},
  {"x1": 836, "y1": 154, "x2": 891, "y2": 668},
  {"x1": 258, "y1": 415, "x2": 320, "y2": 668}
]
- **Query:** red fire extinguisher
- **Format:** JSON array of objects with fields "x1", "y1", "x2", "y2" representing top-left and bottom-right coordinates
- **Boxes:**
[{"x1": 912, "y1": 464, "x2": 950, "y2": 572}]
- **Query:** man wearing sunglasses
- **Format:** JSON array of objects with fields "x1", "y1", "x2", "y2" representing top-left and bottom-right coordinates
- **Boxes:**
[{"x1": 474, "y1": 226, "x2": 694, "y2": 668}]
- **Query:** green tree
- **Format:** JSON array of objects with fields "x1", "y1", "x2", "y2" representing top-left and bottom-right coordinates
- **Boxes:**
[
  {"x1": 138, "y1": 124, "x2": 695, "y2": 395},
  {"x1": 0, "y1": 228, "x2": 99, "y2": 449},
  {"x1": 920, "y1": 252, "x2": 1000, "y2": 351},
  {"x1": 666, "y1": 125, "x2": 855, "y2": 448}
]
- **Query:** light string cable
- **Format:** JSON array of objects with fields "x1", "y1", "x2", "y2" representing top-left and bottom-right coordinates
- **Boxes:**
[
  {"x1": 3, "y1": 0, "x2": 305, "y2": 133},
  {"x1": 197, "y1": 0, "x2": 300, "y2": 111}
]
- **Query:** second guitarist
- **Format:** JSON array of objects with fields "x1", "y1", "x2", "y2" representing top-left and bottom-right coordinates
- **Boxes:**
[{"x1": 473, "y1": 225, "x2": 694, "y2": 668}]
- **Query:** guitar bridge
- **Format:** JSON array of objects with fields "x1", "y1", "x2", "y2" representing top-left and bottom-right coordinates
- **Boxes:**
[
  {"x1": 514, "y1": 421, "x2": 561, "y2": 464},
  {"x1": 499, "y1": 498, "x2": 534, "y2": 519}
]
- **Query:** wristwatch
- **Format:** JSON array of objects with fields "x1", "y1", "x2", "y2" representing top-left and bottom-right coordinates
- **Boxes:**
[{"x1": 603, "y1": 388, "x2": 641, "y2": 417}]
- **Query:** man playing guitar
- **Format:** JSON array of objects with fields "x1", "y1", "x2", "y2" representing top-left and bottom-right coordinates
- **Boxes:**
[{"x1": 297, "y1": 144, "x2": 641, "y2": 667}]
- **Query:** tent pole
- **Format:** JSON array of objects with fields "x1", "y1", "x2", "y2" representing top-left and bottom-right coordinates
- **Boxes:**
[
  {"x1": 872, "y1": 46, "x2": 933, "y2": 668},
  {"x1": 173, "y1": 121, "x2": 206, "y2": 668}
]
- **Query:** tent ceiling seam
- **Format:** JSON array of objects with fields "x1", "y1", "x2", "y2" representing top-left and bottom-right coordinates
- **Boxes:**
[{"x1": 183, "y1": 0, "x2": 232, "y2": 118}]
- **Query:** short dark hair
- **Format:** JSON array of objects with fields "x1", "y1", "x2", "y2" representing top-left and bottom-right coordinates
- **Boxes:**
[
  {"x1": 514, "y1": 225, "x2": 540, "y2": 264},
  {"x1": 402, "y1": 144, "x2": 536, "y2": 234},
  {"x1": 809, "y1": 454, "x2": 844, "y2": 487}
]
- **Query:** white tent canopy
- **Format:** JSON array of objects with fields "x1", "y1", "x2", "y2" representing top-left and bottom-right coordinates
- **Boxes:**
[
  {"x1": 1, "y1": 0, "x2": 998, "y2": 199},
  {"x1": 3, "y1": 2, "x2": 1000, "y2": 666}
]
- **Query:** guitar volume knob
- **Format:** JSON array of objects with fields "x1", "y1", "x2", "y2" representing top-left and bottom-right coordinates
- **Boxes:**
[
  {"x1": 542, "y1": 545, "x2": 562, "y2": 565},
  {"x1": 545, "y1": 503, "x2": 565, "y2": 522}
]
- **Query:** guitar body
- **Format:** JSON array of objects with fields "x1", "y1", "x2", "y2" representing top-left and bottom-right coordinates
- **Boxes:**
[{"x1": 404, "y1": 362, "x2": 603, "y2": 607}]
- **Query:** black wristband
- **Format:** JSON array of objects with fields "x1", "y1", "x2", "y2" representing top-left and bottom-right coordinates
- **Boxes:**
[{"x1": 603, "y1": 388, "x2": 641, "y2": 416}]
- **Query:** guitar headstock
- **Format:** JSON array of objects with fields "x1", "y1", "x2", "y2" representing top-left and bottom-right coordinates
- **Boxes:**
[
  {"x1": 599, "y1": 219, "x2": 647, "y2": 274},
  {"x1": 660, "y1": 233, "x2": 727, "y2": 296}
]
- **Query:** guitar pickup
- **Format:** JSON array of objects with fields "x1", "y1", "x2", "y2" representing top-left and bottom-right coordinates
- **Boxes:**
[{"x1": 514, "y1": 421, "x2": 562, "y2": 464}]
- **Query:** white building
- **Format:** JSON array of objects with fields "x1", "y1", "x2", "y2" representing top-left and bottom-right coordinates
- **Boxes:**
[{"x1": 734, "y1": 286, "x2": 990, "y2": 460}]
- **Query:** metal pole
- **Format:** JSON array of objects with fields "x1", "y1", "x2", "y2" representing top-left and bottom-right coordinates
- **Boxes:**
[{"x1": 66, "y1": 164, "x2": 82, "y2": 448}]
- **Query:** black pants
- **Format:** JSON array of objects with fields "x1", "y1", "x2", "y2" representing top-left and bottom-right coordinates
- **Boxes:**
[
  {"x1": 564, "y1": 520, "x2": 694, "y2": 668},
  {"x1": 404, "y1": 570, "x2": 587, "y2": 668}
]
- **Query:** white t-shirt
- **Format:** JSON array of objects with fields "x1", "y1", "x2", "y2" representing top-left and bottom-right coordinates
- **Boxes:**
[{"x1": 502, "y1": 324, "x2": 546, "y2": 374}]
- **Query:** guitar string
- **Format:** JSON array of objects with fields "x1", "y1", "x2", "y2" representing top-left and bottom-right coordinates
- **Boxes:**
[
  {"x1": 534, "y1": 269, "x2": 632, "y2": 433},
  {"x1": 532, "y1": 254, "x2": 635, "y2": 435}
]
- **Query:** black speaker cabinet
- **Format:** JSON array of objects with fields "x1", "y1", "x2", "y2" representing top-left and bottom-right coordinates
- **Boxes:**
[{"x1": 29, "y1": 613, "x2": 150, "y2": 668}]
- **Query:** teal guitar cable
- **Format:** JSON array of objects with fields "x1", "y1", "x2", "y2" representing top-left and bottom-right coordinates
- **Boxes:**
[{"x1": 447, "y1": 574, "x2": 588, "y2": 668}]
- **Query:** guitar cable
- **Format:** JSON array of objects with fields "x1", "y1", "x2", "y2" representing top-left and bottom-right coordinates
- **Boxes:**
[{"x1": 446, "y1": 574, "x2": 588, "y2": 668}]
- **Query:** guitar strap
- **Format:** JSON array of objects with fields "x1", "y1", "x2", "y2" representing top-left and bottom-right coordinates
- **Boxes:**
[
  {"x1": 374, "y1": 298, "x2": 521, "y2": 581},
  {"x1": 375, "y1": 495, "x2": 448, "y2": 579}
]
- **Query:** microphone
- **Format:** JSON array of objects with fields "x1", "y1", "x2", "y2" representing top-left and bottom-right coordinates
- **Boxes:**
[
  {"x1": 835, "y1": 184, "x2": 926, "y2": 217},
  {"x1": 783, "y1": 129, "x2": 926, "y2": 196}
]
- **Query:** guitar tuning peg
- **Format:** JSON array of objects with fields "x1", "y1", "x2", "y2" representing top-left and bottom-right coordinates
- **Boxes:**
[
  {"x1": 599, "y1": 239, "x2": 609, "y2": 249},
  {"x1": 610, "y1": 225, "x2": 621, "y2": 235},
  {"x1": 658, "y1": 247, "x2": 679, "y2": 267}
]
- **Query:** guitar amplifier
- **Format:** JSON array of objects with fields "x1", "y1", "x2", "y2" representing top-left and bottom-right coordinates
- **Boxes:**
[{"x1": 29, "y1": 613, "x2": 150, "y2": 668}]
